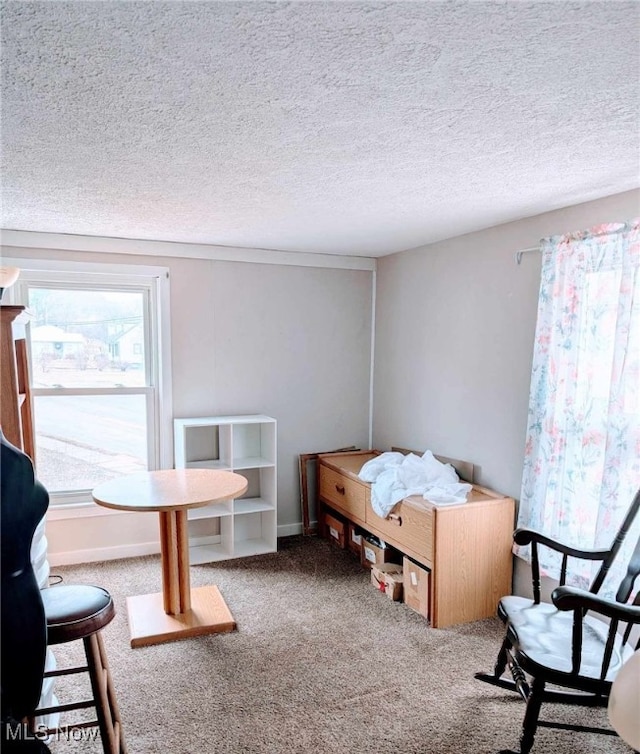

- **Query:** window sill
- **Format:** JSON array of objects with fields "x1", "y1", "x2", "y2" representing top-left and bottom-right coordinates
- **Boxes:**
[{"x1": 46, "y1": 503, "x2": 131, "y2": 522}]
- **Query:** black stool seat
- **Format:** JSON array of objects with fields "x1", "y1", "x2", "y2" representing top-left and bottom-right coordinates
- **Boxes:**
[
  {"x1": 34, "y1": 584, "x2": 127, "y2": 754},
  {"x1": 42, "y1": 585, "x2": 115, "y2": 643}
]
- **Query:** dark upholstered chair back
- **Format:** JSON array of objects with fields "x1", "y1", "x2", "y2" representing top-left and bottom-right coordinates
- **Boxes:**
[{"x1": 1, "y1": 431, "x2": 49, "y2": 724}]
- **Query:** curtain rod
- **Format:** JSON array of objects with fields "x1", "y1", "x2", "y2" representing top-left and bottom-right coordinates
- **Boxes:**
[
  {"x1": 515, "y1": 246, "x2": 540, "y2": 265},
  {"x1": 515, "y1": 222, "x2": 636, "y2": 265}
]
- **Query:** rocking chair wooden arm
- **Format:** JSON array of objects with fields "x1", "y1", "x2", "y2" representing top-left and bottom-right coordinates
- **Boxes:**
[
  {"x1": 551, "y1": 585, "x2": 640, "y2": 679},
  {"x1": 552, "y1": 585, "x2": 640, "y2": 622},
  {"x1": 513, "y1": 528, "x2": 611, "y2": 561},
  {"x1": 514, "y1": 529, "x2": 613, "y2": 601}
]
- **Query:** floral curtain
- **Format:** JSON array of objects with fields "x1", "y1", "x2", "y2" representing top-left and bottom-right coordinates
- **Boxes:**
[{"x1": 517, "y1": 219, "x2": 640, "y2": 595}]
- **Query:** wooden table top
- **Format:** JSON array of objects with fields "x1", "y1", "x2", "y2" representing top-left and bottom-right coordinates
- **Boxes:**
[{"x1": 92, "y1": 469, "x2": 248, "y2": 512}]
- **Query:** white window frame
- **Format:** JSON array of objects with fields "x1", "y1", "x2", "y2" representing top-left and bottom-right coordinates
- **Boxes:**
[{"x1": 4, "y1": 257, "x2": 173, "y2": 511}]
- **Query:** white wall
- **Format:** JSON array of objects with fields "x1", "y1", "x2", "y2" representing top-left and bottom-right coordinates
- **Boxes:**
[
  {"x1": 172, "y1": 258, "x2": 374, "y2": 517},
  {"x1": 2, "y1": 243, "x2": 374, "y2": 563},
  {"x1": 373, "y1": 190, "x2": 639, "y2": 499}
]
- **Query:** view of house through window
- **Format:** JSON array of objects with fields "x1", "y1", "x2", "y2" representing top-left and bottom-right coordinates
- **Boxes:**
[{"x1": 25, "y1": 285, "x2": 156, "y2": 498}]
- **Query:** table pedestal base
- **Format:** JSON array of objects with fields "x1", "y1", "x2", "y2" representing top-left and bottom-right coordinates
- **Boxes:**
[{"x1": 126, "y1": 585, "x2": 236, "y2": 648}]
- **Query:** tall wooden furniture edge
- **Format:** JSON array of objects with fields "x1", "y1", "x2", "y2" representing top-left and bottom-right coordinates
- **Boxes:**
[
  {"x1": 316, "y1": 449, "x2": 515, "y2": 628},
  {"x1": 1, "y1": 305, "x2": 35, "y2": 461}
]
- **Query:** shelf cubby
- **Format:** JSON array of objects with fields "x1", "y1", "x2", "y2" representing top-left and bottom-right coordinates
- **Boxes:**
[
  {"x1": 187, "y1": 500, "x2": 233, "y2": 521},
  {"x1": 187, "y1": 515, "x2": 234, "y2": 564},
  {"x1": 233, "y1": 509, "x2": 277, "y2": 558},
  {"x1": 174, "y1": 421, "x2": 232, "y2": 469}
]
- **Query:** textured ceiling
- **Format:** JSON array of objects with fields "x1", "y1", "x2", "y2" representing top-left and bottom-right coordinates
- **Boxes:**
[{"x1": 1, "y1": 1, "x2": 638, "y2": 257}]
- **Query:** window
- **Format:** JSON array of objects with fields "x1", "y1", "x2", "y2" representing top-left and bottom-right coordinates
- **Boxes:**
[{"x1": 10, "y1": 260, "x2": 172, "y2": 507}]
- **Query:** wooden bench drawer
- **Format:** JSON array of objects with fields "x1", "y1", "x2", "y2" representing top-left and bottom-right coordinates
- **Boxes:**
[
  {"x1": 365, "y1": 499, "x2": 434, "y2": 563},
  {"x1": 319, "y1": 466, "x2": 366, "y2": 520}
]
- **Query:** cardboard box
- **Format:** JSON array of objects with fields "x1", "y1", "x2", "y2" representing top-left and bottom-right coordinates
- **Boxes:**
[
  {"x1": 403, "y1": 556, "x2": 430, "y2": 619},
  {"x1": 347, "y1": 523, "x2": 363, "y2": 556},
  {"x1": 371, "y1": 563, "x2": 404, "y2": 601},
  {"x1": 325, "y1": 512, "x2": 346, "y2": 549},
  {"x1": 360, "y1": 535, "x2": 401, "y2": 570}
]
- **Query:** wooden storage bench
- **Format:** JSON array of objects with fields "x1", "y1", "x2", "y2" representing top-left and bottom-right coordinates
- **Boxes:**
[{"x1": 317, "y1": 450, "x2": 515, "y2": 628}]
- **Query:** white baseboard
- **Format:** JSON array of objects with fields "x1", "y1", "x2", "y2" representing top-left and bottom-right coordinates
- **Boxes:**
[
  {"x1": 48, "y1": 541, "x2": 161, "y2": 567},
  {"x1": 277, "y1": 522, "x2": 304, "y2": 537},
  {"x1": 48, "y1": 522, "x2": 311, "y2": 566}
]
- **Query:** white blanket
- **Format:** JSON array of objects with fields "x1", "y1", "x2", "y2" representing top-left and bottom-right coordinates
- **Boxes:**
[{"x1": 359, "y1": 450, "x2": 472, "y2": 518}]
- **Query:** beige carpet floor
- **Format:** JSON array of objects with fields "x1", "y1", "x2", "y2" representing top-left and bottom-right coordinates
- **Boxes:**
[{"x1": 46, "y1": 536, "x2": 630, "y2": 754}]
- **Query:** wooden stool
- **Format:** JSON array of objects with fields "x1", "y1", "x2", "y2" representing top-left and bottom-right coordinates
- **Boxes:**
[{"x1": 34, "y1": 585, "x2": 127, "y2": 754}]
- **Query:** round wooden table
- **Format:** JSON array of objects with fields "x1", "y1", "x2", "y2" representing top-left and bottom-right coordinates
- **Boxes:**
[{"x1": 93, "y1": 469, "x2": 247, "y2": 648}]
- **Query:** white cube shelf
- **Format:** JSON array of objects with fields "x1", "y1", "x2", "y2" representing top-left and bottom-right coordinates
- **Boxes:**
[{"x1": 173, "y1": 415, "x2": 277, "y2": 563}]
